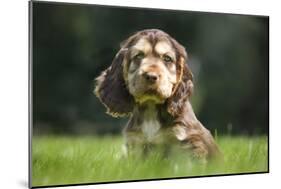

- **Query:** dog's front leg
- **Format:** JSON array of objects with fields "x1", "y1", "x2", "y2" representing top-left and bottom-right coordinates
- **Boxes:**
[
  {"x1": 172, "y1": 122, "x2": 219, "y2": 162},
  {"x1": 123, "y1": 130, "x2": 146, "y2": 158}
]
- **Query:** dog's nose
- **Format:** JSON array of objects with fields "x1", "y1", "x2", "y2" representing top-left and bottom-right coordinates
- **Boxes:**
[{"x1": 143, "y1": 72, "x2": 159, "y2": 83}]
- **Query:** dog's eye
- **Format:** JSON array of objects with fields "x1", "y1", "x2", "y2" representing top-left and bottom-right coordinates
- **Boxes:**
[
  {"x1": 163, "y1": 55, "x2": 173, "y2": 63},
  {"x1": 134, "y1": 52, "x2": 145, "y2": 60}
]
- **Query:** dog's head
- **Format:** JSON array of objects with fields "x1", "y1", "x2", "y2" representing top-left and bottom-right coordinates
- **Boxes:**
[{"x1": 95, "y1": 29, "x2": 193, "y2": 117}]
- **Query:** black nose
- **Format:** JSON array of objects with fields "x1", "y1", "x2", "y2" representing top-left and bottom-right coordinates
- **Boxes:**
[{"x1": 143, "y1": 72, "x2": 159, "y2": 82}]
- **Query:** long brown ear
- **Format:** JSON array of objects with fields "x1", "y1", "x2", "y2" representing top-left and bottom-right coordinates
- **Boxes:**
[
  {"x1": 167, "y1": 44, "x2": 194, "y2": 117},
  {"x1": 94, "y1": 48, "x2": 134, "y2": 117}
]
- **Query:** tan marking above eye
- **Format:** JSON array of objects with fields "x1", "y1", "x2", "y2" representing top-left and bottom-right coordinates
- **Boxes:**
[
  {"x1": 131, "y1": 38, "x2": 152, "y2": 58},
  {"x1": 154, "y1": 41, "x2": 176, "y2": 60}
]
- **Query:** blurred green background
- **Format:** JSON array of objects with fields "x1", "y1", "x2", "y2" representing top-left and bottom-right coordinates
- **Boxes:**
[{"x1": 32, "y1": 2, "x2": 269, "y2": 136}]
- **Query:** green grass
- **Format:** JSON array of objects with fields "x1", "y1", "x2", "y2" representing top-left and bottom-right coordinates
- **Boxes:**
[{"x1": 32, "y1": 135, "x2": 268, "y2": 187}]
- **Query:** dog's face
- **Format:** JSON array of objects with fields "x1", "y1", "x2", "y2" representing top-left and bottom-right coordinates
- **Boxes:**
[
  {"x1": 125, "y1": 37, "x2": 178, "y2": 104},
  {"x1": 95, "y1": 29, "x2": 193, "y2": 117}
]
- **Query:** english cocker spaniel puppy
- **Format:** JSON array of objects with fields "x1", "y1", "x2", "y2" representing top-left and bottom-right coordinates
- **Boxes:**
[{"x1": 95, "y1": 29, "x2": 221, "y2": 161}]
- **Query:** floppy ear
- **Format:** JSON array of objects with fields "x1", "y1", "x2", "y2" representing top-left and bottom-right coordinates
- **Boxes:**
[
  {"x1": 167, "y1": 44, "x2": 194, "y2": 117},
  {"x1": 94, "y1": 48, "x2": 134, "y2": 117}
]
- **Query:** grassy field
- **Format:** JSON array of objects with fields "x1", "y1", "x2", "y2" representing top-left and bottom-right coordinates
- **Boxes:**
[{"x1": 32, "y1": 135, "x2": 268, "y2": 187}]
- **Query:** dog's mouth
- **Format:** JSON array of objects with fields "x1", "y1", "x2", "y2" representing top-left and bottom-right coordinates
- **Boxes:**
[
  {"x1": 144, "y1": 88, "x2": 159, "y2": 95},
  {"x1": 129, "y1": 78, "x2": 173, "y2": 104},
  {"x1": 134, "y1": 88, "x2": 166, "y2": 104}
]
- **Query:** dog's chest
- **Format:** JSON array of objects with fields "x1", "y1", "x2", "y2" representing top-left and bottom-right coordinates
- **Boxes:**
[
  {"x1": 141, "y1": 118, "x2": 161, "y2": 142},
  {"x1": 139, "y1": 106, "x2": 162, "y2": 142}
]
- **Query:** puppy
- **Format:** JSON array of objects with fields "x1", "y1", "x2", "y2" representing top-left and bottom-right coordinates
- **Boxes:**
[{"x1": 95, "y1": 29, "x2": 221, "y2": 161}]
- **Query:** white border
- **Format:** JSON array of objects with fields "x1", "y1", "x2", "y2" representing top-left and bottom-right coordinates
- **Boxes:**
[{"x1": 0, "y1": 0, "x2": 280, "y2": 189}]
